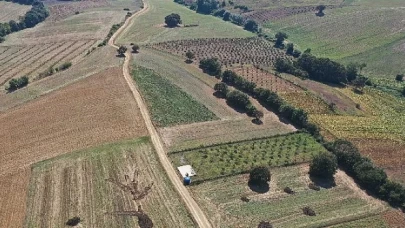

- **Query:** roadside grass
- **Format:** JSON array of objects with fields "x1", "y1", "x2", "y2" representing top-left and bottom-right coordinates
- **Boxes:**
[
  {"x1": 25, "y1": 138, "x2": 195, "y2": 228},
  {"x1": 117, "y1": 0, "x2": 253, "y2": 44},
  {"x1": 170, "y1": 132, "x2": 326, "y2": 182},
  {"x1": 190, "y1": 164, "x2": 386, "y2": 227},
  {"x1": 131, "y1": 64, "x2": 218, "y2": 127},
  {"x1": 265, "y1": 6, "x2": 405, "y2": 60}
]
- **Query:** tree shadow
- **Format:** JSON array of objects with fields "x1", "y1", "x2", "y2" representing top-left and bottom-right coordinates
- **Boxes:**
[
  {"x1": 353, "y1": 89, "x2": 364, "y2": 95},
  {"x1": 248, "y1": 182, "x2": 270, "y2": 193},
  {"x1": 213, "y1": 91, "x2": 226, "y2": 99},
  {"x1": 225, "y1": 101, "x2": 247, "y2": 114},
  {"x1": 309, "y1": 175, "x2": 336, "y2": 189},
  {"x1": 185, "y1": 59, "x2": 193, "y2": 64},
  {"x1": 315, "y1": 12, "x2": 325, "y2": 17},
  {"x1": 163, "y1": 24, "x2": 181, "y2": 28},
  {"x1": 252, "y1": 118, "x2": 263, "y2": 125}
]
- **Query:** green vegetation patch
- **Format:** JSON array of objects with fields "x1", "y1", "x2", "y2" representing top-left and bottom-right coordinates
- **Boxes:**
[
  {"x1": 331, "y1": 215, "x2": 388, "y2": 228},
  {"x1": 190, "y1": 165, "x2": 385, "y2": 228},
  {"x1": 170, "y1": 132, "x2": 326, "y2": 182},
  {"x1": 131, "y1": 65, "x2": 217, "y2": 127}
]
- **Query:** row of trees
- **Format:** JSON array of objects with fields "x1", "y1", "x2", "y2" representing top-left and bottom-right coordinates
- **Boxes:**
[
  {"x1": 0, "y1": 0, "x2": 49, "y2": 42},
  {"x1": 275, "y1": 53, "x2": 366, "y2": 85},
  {"x1": 6, "y1": 76, "x2": 29, "y2": 92},
  {"x1": 327, "y1": 140, "x2": 405, "y2": 207}
]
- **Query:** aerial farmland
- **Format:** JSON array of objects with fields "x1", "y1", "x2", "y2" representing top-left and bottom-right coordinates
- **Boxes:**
[{"x1": 0, "y1": 0, "x2": 405, "y2": 227}]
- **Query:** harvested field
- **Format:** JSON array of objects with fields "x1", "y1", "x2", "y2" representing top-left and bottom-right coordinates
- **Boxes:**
[
  {"x1": 47, "y1": 0, "x2": 110, "y2": 22},
  {"x1": 330, "y1": 215, "x2": 388, "y2": 228},
  {"x1": 0, "y1": 67, "x2": 147, "y2": 177},
  {"x1": 0, "y1": 40, "x2": 97, "y2": 86},
  {"x1": 134, "y1": 48, "x2": 238, "y2": 119},
  {"x1": 232, "y1": 66, "x2": 331, "y2": 114},
  {"x1": 170, "y1": 133, "x2": 325, "y2": 182},
  {"x1": 25, "y1": 138, "x2": 195, "y2": 228},
  {"x1": 0, "y1": 169, "x2": 31, "y2": 228},
  {"x1": 243, "y1": 5, "x2": 339, "y2": 23},
  {"x1": 381, "y1": 210, "x2": 405, "y2": 228},
  {"x1": 0, "y1": 46, "x2": 120, "y2": 112},
  {"x1": 226, "y1": 0, "x2": 342, "y2": 10},
  {"x1": 161, "y1": 114, "x2": 295, "y2": 152},
  {"x1": 190, "y1": 164, "x2": 386, "y2": 227},
  {"x1": 149, "y1": 37, "x2": 290, "y2": 67},
  {"x1": 0, "y1": 1, "x2": 31, "y2": 23},
  {"x1": 131, "y1": 65, "x2": 218, "y2": 127}
]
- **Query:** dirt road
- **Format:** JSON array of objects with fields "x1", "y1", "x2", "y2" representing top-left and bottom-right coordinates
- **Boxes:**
[{"x1": 108, "y1": 2, "x2": 213, "y2": 228}]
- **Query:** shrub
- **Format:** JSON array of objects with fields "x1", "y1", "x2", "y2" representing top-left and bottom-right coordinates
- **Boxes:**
[
  {"x1": 258, "y1": 221, "x2": 273, "y2": 228},
  {"x1": 165, "y1": 13, "x2": 182, "y2": 27},
  {"x1": 396, "y1": 74, "x2": 404, "y2": 81},
  {"x1": 6, "y1": 76, "x2": 29, "y2": 92},
  {"x1": 226, "y1": 90, "x2": 250, "y2": 110},
  {"x1": 240, "y1": 196, "x2": 250, "y2": 202},
  {"x1": 379, "y1": 181, "x2": 405, "y2": 206},
  {"x1": 117, "y1": 45, "x2": 127, "y2": 56},
  {"x1": 353, "y1": 159, "x2": 387, "y2": 193},
  {"x1": 132, "y1": 44, "x2": 140, "y2": 53},
  {"x1": 284, "y1": 187, "x2": 295, "y2": 194},
  {"x1": 244, "y1": 19, "x2": 259, "y2": 32},
  {"x1": 57, "y1": 62, "x2": 72, "y2": 71},
  {"x1": 308, "y1": 183, "x2": 320, "y2": 191},
  {"x1": 302, "y1": 206, "x2": 316, "y2": 216},
  {"x1": 199, "y1": 58, "x2": 221, "y2": 76},
  {"x1": 249, "y1": 166, "x2": 270, "y2": 185},
  {"x1": 330, "y1": 139, "x2": 362, "y2": 174},
  {"x1": 214, "y1": 82, "x2": 229, "y2": 97},
  {"x1": 66, "y1": 217, "x2": 81, "y2": 226},
  {"x1": 309, "y1": 152, "x2": 338, "y2": 179}
]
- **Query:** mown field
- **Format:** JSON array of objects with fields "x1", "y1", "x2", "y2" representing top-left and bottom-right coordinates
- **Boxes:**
[
  {"x1": 170, "y1": 133, "x2": 325, "y2": 182},
  {"x1": 117, "y1": 0, "x2": 253, "y2": 44},
  {"x1": 131, "y1": 64, "x2": 218, "y2": 127},
  {"x1": 25, "y1": 138, "x2": 195, "y2": 228},
  {"x1": 190, "y1": 164, "x2": 386, "y2": 227},
  {"x1": 0, "y1": 1, "x2": 31, "y2": 23}
]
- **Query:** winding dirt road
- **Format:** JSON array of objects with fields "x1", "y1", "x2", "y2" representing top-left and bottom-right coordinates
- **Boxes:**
[{"x1": 108, "y1": 2, "x2": 213, "y2": 228}]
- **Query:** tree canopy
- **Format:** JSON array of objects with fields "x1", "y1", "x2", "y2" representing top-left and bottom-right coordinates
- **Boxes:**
[
  {"x1": 309, "y1": 152, "x2": 338, "y2": 179},
  {"x1": 165, "y1": 13, "x2": 182, "y2": 27},
  {"x1": 196, "y1": 0, "x2": 218, "y2": 14},
  {"x1": 244, "y1": 19, "x2": 259, "y2": 32},
  {"x1": 249, "y1": 166, "x2": 270, "y2": 185},
  {"x1": 199, "y1": 58, "x2": 221, "y2": 76}
]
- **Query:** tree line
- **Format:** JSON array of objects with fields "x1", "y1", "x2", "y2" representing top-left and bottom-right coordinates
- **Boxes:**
[{"x1": 0, "y1": 0, "x2": 49, "y2": 42}]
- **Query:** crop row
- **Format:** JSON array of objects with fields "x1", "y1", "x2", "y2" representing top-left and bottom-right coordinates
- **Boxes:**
[
  {"x1": 149, "y1": 37, "x2": 290, "y2": 67},
  {"x1": 170, "y1": 132, "x2": 326, "y2": 182}
]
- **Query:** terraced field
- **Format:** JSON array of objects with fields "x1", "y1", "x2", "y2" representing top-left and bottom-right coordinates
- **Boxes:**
[
  {"x1": 0, "y1": 1, "x2": 31, "y2": 23},
  {"x1": 0, "y1": 40, "x2": 97, "y2": 86},
  {"x1": 25, "y1": 138, "x2": 195, "y2": 228},
  {"x1": 190, "y1": 165, "x2": 386, "y2": 227}
]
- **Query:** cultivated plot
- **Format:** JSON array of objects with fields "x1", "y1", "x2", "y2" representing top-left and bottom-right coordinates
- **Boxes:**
[
  {"x1": 0, "y1": 1, "x2": 31, "y2": 23},
  {"x1": 0, "y1": 67, "x2": 147, "y2": 177},
  {"x1": 190, "y1": 165, "x2": 386, "y2": 227},
  {"x1": 25, "y1": 138, "x2": 195, "y2": 228}
]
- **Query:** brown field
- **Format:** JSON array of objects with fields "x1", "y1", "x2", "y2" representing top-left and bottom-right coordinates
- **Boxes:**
[
  {"x1": 233, "y1": 66, "x2": 331, "y2": 114},
  {"x1": 0, "y1": 40, "x2": 97, "y2": 86},
  {"x1": 381, "y1": 210, "x2": 405, "y2": 228},
  {"x1": 0, "y1": 1, "x2": 31, "y2": 23},
  {"x1": 25, "y1": 138, "x2": 195, "y2": 228},
  {"x1": 0, "y1": 46, "x2": 120, "y2": 112},
  {"x1": 0, "y1": 67, "x2": 147, "y2": 177},
  {"x1": 149, "y1": 37, "x2": 290, "y2": 68},
  {"x1": 0, "y1": 169, "x2": 31, "y2": 228},
  {"x1": 46, "y1": 0, "x2": 110, "y2": 22},
  {"x1": 160, "y1": 114, "x2": 296, "y2": 152}
]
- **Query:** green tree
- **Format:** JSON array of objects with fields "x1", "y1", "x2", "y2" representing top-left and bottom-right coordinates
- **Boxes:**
[
  {"x1": 352, "y1": 76, "x2": 368, "y2": 92},
  {"x1": 286, "y1": 43, "x2": 294, "y2": 55},
  {"x1": 244, "y1": 20, "x2": 259, "y2": 32},
  {"x1": 402, "y1": 86, "x2": 405, "y2": 96},
  {"x1": 275, "y1": 32, "x2": 288, "y2": 47},
  {"x1": 396, "y1": 74, "x2": 403, "y2": 82},
  {"x1": 165, "y1": 13, "x2": 182, "y2": 27},
  {"x1": 226, "y1": 90, "x2": 250, "y2": 110},
  {"x1": 185, "y1": 51, "x2": 195, "y2": 63},
  {"x1": 331, "y1": 139, "x2": 362, "y2": 173},
  {"x1": 196, "y1": 0, "x2": 218, "y2": 14},
  {"x1": 249, "y1": 166, "x2": 270, "y2": 185},
  {"x1": 379, "y1": 181, "x2": 405, "y2": 206},
  {"x1": 316, "y1": 5, "x2": 326, "y2": 16},
  {"x1": 214, "y1": 82, "x2": 228, "y2": 96},
  {"x1": 253, "y1": 110, "x2": 264, "y2": 122},
  {"x1": 199, "y1": 58, "x2": 221, "y2": 76},
  {"x1": 309, "y1": 152, "x2": 338, "y2": 179},
  {"x1": 354, "y1": 160, "x2": 387, "y2": 192},
  {"x1": 223, "y1": 11, "x2": 231, "y2": 21},
  {"x1": 132, "y1": 44, "x2": 140, "y2": 53},
  {"x1": 117, "y1": 45, "x2": 127, "y2": 56}
]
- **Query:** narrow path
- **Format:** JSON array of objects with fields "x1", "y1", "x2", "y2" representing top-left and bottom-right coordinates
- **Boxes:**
[{"x1": 108, "y1": 3, "x2": 213, "y2": 228}]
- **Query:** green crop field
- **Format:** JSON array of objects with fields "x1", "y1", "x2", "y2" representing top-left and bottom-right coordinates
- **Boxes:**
[
  {"x1": 131, "y1": 65, "x2": 218, "y2": 127},
  {"x1": 117, "y1": 0, "x2": 253, "y2": 44},
  {"x1": 331, "y1": 216, "x2": 388, "y2": 228},
  {"x1": 190, "y1": 165, "x2": 386, "y2": 227},
  {"x1": 24, "y1": 138, "x2": 195, "y2": 228},
  {"x1": 170, "y1": 132, "x2": 326, "y2": 182}
]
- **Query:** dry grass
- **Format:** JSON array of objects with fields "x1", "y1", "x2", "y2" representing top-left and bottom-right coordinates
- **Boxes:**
[
  {"x1": 0, "y1": 67, "x2": 147, "y2": 177},
  {"x1": 0, "y1": 169, "x2": 31, "y2": 228},
  {"x1": 160, "y1": 114, "x2": 296, "y2": 152},
  {"x1": 0, "y1": 1, "x2": 31, "y2": 23},
  {"x1": 25, "y1": 138, "x2": 195, "y2": 227}
]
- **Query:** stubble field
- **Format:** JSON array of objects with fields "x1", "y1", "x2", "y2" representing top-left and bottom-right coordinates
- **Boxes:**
[
  {"x1": 0, "y1": 1, "x2": 31, "y2": 23},
  {"x1": 25, "y1": 138, "x2": 195, "y2": 228}
]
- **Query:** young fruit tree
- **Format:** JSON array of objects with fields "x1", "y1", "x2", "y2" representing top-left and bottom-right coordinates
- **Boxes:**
[
  {"x1": 185, "y1": 51, "x2": 195, "y2": 63},
  {"x1": 316, "y1": 5, "x2": 326, "y2": 17}
]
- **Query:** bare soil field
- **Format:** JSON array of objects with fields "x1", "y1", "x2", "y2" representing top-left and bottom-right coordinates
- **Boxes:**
[
  {"x1": 0, "y1": 40, "x2": 97, "y2": 86},
  {"x1": 0, "y1": 169, "x2": 31, "y2": 228},
  {"x1": 25, "y1": 138, "x2": 195, "y2": 228},
  {"x1": 0, "y1": 46, "x2": 120, "y2": 112},
  {"x1": 160, "y1": 115, "x2": 295, "y2": 152},
  {"x1": 0, "y1": 1, "x2": 31, "y2": 23},
  {"x1": 190, "y1": 164, "x2": 386, "y2": 227},
  {"x1": 149, "y1": 37, "x2": 290, "y2": 68},
  {"x1": 0, "y1": 67, "x2": 147, "y2": 177}
]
